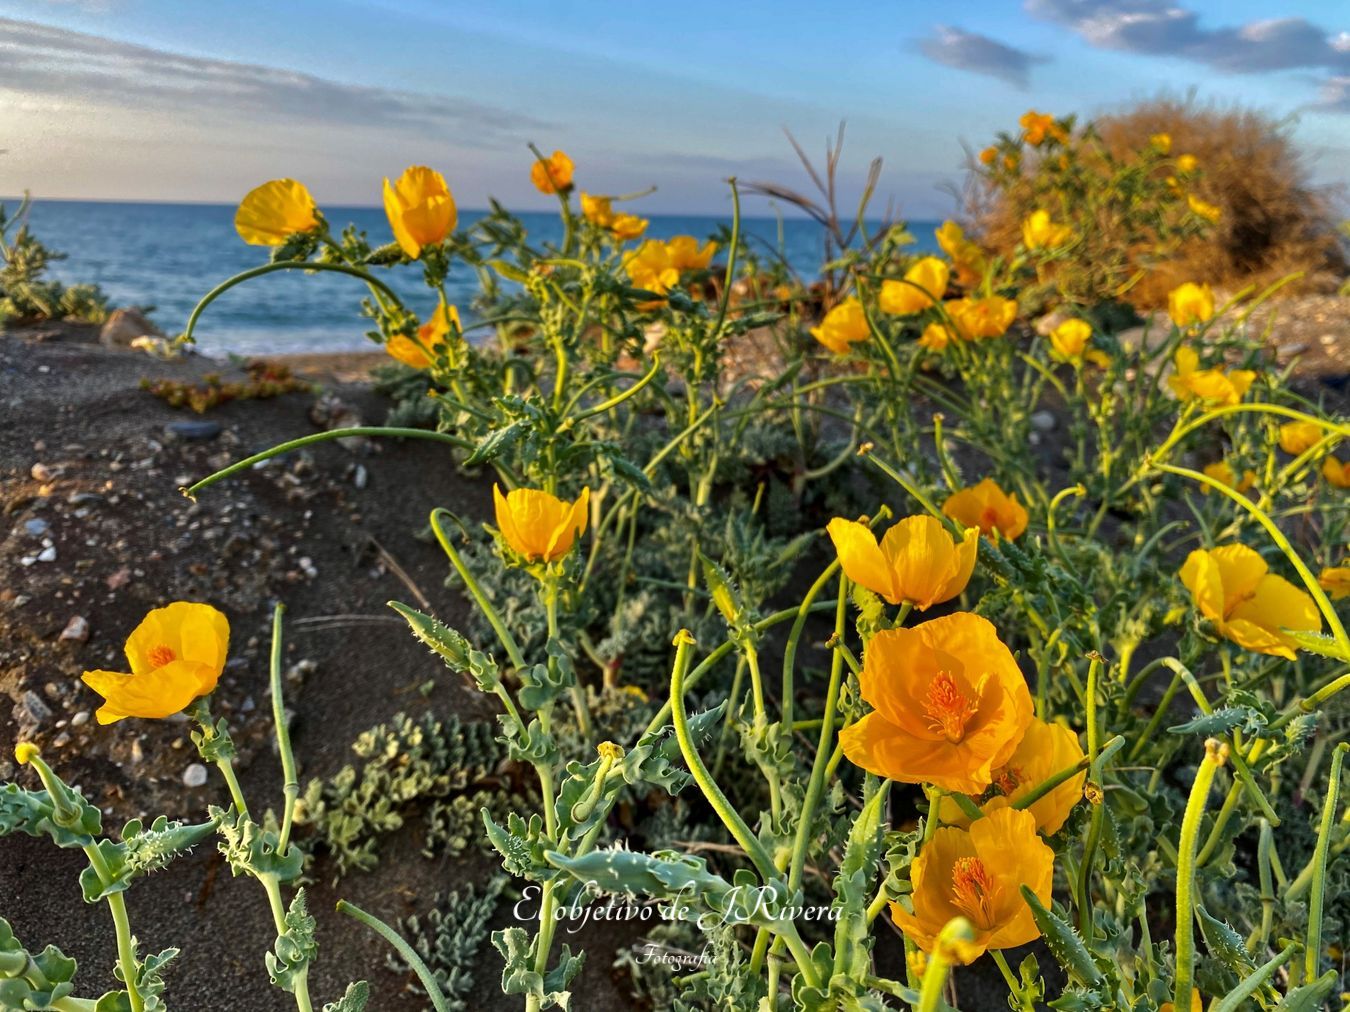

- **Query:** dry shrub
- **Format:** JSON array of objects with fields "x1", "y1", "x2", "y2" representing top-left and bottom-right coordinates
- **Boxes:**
[{"x1": 969, "y1": 97, "x2": 1346, "y2": 308}]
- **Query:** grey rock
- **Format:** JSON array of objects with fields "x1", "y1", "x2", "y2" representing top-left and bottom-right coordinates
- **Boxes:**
[
  {"x1": 70, "y1": 711, "x2": 91, "y2": 728},
  {"x1": 36, "y1": 546, "x2": 57, "y2": 563},
  {"x1": 60, "y1": 615, "x2": 90, "y2": 643},
  {"x1": 182, "y1": 763, "x2": 209, "y2": 788},
  {"x1": 16, "y1": 690, "x2": 53, "y2": 728},
  {"x1": 166, "y1": 420, "x2": 222, "y2": 442},
  {"x1": 23, "y1": 518, "x2": 49, "y2": 536},
  {"x1": 99, "y1": 308, "x2": 163, "y2": 347}
]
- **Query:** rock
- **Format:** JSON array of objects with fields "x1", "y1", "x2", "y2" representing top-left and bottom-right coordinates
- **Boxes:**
[
  {"x1": 23, "y1": 518, "x2": 49, "y2": 536},
  {"x1": 182, "y1": 763, "x2": 209, "y2": 788},
  {"x1": 166, "y1": 420, "x2": 222, "y2": 442},
  {"x1": 70, "y1": 711, "x2": 91, "y2": 728},
  {"x1": 30, "y1": 462, "x2": 54, "y2": 481},
  {"x1": 15, "y1": 690, "x2": 53, "y2": 729},
  {"x1": 99, "y1": 308, "x2": 163, "y2": 348},
  {"x1": 1030, "y1": 410, "x2": 1058, "y2": 433},
  {"x1": 36, "y1": 546, "x2": 57, "y2": 563},
  {"x1": 60, "y1": 615, "x2": 90, "y2": 643}
]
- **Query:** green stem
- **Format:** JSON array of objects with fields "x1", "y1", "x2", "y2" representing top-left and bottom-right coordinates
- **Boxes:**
[
  {"x1": 1305, "y1": 742, "x2": 1347, "y2": 980},
  {"x1": 336, "y1": 900, "x2": 450, "y2": 1012},
  {"x1": 269, "y1": 604, "x2": 300, "y2": 855},
  {"x1": 430, "y1": 509, "x2": 527, "y2": 669},
  {"x1": 1173, "y1": 739, "x2": 1226, "y2": 1009}
]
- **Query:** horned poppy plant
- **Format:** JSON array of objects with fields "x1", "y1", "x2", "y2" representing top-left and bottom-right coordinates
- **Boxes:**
[
  {"x1": 581, "y1": 193, "x2": 647, "y2": 240},
  {"x1": 1176, "y1": 153, "x2": 1199, "y2": 173},
  {"x1": 1021, "y1": 210, "x2": 1073, "y2": 251},
  {"x1": 892, "y1": 807, "x2": 1052, "y2": 963},
  {"x1": 387, "y1": 301, "x2": 461, "y2": 369},
  {"x1": 1167, "y1": 282, "x2": 1215, "y2": 329},
  {"x1": 810, "y1": 297, "x2": 869, "y2": 355},
  {"x1": 919, "y1": 321, "x2": 958, "y2": 351},
  {"x1": 383, "y1": 165, "x2": 456, "y2": 259},
  {"x1": 943, "y1": 478, "x2": 1028, "y2": 540},
  {"x1": 665, "y1": 235, "x2": 717, "y2": 272},
  {"x1": 1150, "y1": 132, "x2": 1172, "y2": 154},
  {"x1": 1168, "y1": 347, "x2": 1255, "y2": 406},
  {"x1": 826, "y1": 514, "x2": 978, "y2": 610},
  {"x1": 879, "y1": 257, "x2": 949, "y2": 315},
  {"x1": 1048, "y1": 318, "x2": 1091, "y2": 362},
  {"x1": 947, "y1": 296, "x2": 1016, "y2": 340},
  {"x1": 1019, "y1": 110, "x2": 1063, "y2": 146},
  {"x1": 624, "y1": 240, "x2": 680, "y2": 295},
  {"x1": 934, "y1": 220, "x2": 986, "y2": 287},
  {"x1": 1180, "y1": 544, "x2": 1321, "y2": 659},
  {"x1": 840, "y1": 612, "x2": 1033, "y2": 794},
  {"x1": 1201, "y1": 461, "x2": 1256, "y2": 497},
  {"x1": 1278, "y1": 421, "x2": 1323, "y2": 456},
  {"x1": 1187, "y1": 194, "x2": 1221, "y2": 223},
  {"x1": 940, "y1": 717, "x2": 1087, "y2": 835},
  {"x1": 530, "y1": 150, "x2": 574, "y2": 194},
  {"x1": 81, "y1": 602, "x2": 230, "y2": 724},
  {"x1": 234, "y1": 179, "x2": 320, "y2": 246},
  {"x1": 493, "y1": 485, "x2": 591, "y2": 563}
]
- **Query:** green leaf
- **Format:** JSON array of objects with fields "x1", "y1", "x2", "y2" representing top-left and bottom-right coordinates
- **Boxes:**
[
  {"x1": 388, "y1": 601, "x2": 502, "y2": 693},
  {"x1": 1282, "y1": 629, "x2": 1350, "y2": 661},
  {"x1": 1168, "y1": 706, "x2": 1266, "y2": 736},
  {"x1": 465, "y1": 420, "x2": 531, "y2": 466},
  {"x1": 322, "y1": 981, "x2": 370, "y2": 1012},
  {"x1": 266, "y1": 890, "x2": 318, "y2": 994},
  {"x1": 1019, "y1": 885, "x2": 1104, "y2": 987}
]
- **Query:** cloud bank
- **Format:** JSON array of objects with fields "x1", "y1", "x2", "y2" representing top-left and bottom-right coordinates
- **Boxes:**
[{"x1": 919, "y1": 25, "x2": 1045, "y2": 88}]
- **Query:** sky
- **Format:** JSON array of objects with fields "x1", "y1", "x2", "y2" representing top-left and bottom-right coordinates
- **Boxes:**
[{"x1": 0, "y1": 0, "x2": 1347, "y2": 218}]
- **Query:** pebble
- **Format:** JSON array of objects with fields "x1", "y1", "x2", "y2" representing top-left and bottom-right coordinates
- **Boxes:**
[
  {"x1": 182, "y1": 764, "x2": 209, "y2": 788},
  {"x1": 60, "y1": 615, "x2": 91, "y2": 643},
  {"x1": 1030, "y1": 410, "x2": 1057, "y2": 433},
  {"x1": 24, "y1": 518, "x2": 49, "y2": 536},
  {"x1": 166, "y1": 420, "x2": 223, "y2": 441},
  {"x1": 16, "y1": 690, "x2": 53, "y2": 726},
  {"x1": 70, "y1": 711, "x2": 91, "y2": 728},
  {"x1": 30, "y1": 463, "x2": 54, "y2": 481},
  {"x1": 37, "y1": 546, "x2": 57, "y2": 563},
  {"x1": 353, "y1": 465, "x2": 368, "y2": 490}
]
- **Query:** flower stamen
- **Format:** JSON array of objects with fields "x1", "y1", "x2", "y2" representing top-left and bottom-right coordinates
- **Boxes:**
[
  {"x1": 951, "y1": 856, "x2": 1000, "y2": 928},
  {"x1": 148, "y1": 644, "x2": 177, "y2": 668},
  {"x1": 924, "y1": 671, "x2": 978, "y2": 743}
]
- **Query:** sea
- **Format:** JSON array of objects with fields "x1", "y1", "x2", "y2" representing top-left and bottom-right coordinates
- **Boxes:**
[{"x1": 7, "y1": 199, "x2": 941, "y2": 356}]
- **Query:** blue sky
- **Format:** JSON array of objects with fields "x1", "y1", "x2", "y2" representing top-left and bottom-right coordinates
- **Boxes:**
[{"x1": 0, "y1": 0, "x2": 1347, "y2": 217}]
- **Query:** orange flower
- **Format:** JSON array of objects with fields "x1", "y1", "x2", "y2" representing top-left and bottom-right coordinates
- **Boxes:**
[
  {"x1": 387, "y1": 300, "x2": 461, "y2": 369},
  {"x1": 665, "y1": 235, "x2": 717, "y2": 271},
  {"x1": 978, "y1": 146, "x2": 997, "y2": 166},
  {"x1": 1201, "y1": 461, "x2": 1256, "y2": 497},
  {"x1": 1278, "y1": 421, "x2": 1324, "y2": 456},
  {"x1": 383, "y1": 166, "x2": 456, "y2": 259},
  {"x1": 840, "y1": 612, "x2": 1033, "y2": 794},
  {"x1": 1324, "y1": 457, "x2": 1350, "y2": 488},
  {"x1": 580, "y1": 193, "x2": 647, "y2": 240},
  {"x1": 530, "y1": 150, "x2": 574, "y2": 194},
  {"x1": 940, "y1": 718, "x2": 1086, "y2": 835},
  {"x1": 1318, "y1": 566, "x2": 1350, "y2": 601},
  {"x1": 943, "y1": 479, "x2": 1028, "y2": 540},
  {"x1": 82, "y1": 602, "x2": 229, "y2": 724},
  {"x1": 919, "y1": 321, "x2": 959, "y2": 351},
  {"x1": 1019, "y1": 110, "x2": 1063, "y2": 146},
  {"x1": 1167, "y1": 347, "x2": 1255, "y2": 406},
  {"x1": 1180, "y1": 544, "x2": 1322, "y2": 659},
  {"x1": 879, "y1": 257, "x2": 949, "y2": 315},
  {"x1": 892, "y1": 807, "x2": 1052, "y2": 963},
  {"x1": 947, "y1": 296, "x2": 1016, "y2": 340},
  {"x1": 810, "y1": 297, "x2": 869, "y2": 354},
  {"x1": 826, "y1": 515, "x2": 978, "y2": 610},
  {"x1": 1150, "y1": 132, "x2": 1172, "y2": 154},
  {"x1": 493, "y1": 485, "x2": 590, "y2": 563},
  {"x1": 609, "y1": 213, "x2": 648, "y2": 240},
  {"x1": 934, "y1": 221, "x2": 986, "y2": 287},
  {"x1": 234, "y1": 179, "x2": 320, "y2": 246},
  {"x1": 1176, "y1": 154, "x2": 1199, "y2": 173}
]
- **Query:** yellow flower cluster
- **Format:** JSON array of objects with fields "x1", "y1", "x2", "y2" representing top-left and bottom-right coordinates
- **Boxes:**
[
  {"x1": 581, "y1": 193, "x2": 648, "y2": 241},
  {"x1": 623, "y1": 236, "x2": 717, "y2": 296}
]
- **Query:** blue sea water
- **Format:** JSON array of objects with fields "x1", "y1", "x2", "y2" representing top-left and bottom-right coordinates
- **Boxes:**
[{"x1": 8, "y1": 199, "x2": 941, "y2": 356}]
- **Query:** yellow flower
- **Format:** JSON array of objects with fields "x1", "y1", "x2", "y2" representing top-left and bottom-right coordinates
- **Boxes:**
[
  {"x1": 624, "y1": 240, "x2": 680, "y2": 295},
  {"x1": 879, "y1": 258, "x2": 950, "y2": 315},
  {"x1": 826, "y1": 515, "x2": 978, "y2": 610},
  {"x1": 978, "y1": 146, "x2": 997, "y2": 166},
  {"x1": 1021, "y1": 210, "x2": 1074, "y2": 250},
  {"x1": 892, "y1": 807, "x2": 1052, "y2": 963},
  {"x1": 935, "y1": 221, "x2": 986, "y2": 287},
  {"x1": 1323, "y1": 457, "x2": 1350, "y2": 488},
  {"x1": 234, "y1": 179, "x2": 320, "y2": 246},
  {"x1": 810, "y1": 297, "x2": 869, "y2": 355},
  {"x1": 947, "y1": 296, "x2": 1017, "y2": 340},
  {"x1": 387, "y1": 300, "x2": 461, "y2": 370},
  {"x1": 1048, "y1": 318, "x2": 1092, "y2": 362},
  {"x1": 82, "y1": 602, "x2": 229, "y2": 724},
  {"x1": 841, "y1": 612, "x2": 1033, "y2": 794},
  {"x1": 1167, "y1": 282, "x2": 1215, "y2": 329},
  {"x1": 1180, "y1": 544, "x2": 1322, "y2": 659},
  {"x1": 1020, "y1": 110, "x2": 1063, "y2": 146},
  {"x1": 943, "y1": 478, "x2": 1028, "y2": 540},
  {"x1": 940, "y1": 717, "x2": 1087, "y2": 835},
  {"x1": 580, "y1": 192, "x2": 613, "y2": 225},
  {"x1": 1167, "y1": 347, "x2": 1256, "y2": 406},
  {"x1": 1188, "y1": 194, "x2": 1222, "y2": 223},
  {"x1": 1150, "y1": 132, "x2": 1172, "y2": 154},
  {"x1": 665, "y1": 235, "x2": 717, "y2": 271},
  {"x1": 1278, "y1": 421, "x2": 1324, "y2": 456},
  {"x1": 1319, "y1": 566, "x2": 1350, "y2": 601},
  {"x1": 1201, "y1": 461, "x2": 1256, "y2": 496},
  {"x1": 1177, "y1": 154, "x2": 1199, "y2": 173},
  {"x1": 530, "y1": 150, "x2": 574, "y2": 194},
  {"x1": 919, "y1": 321, "x2": 959, "y2": 351},
  {"x1": 609, "y1": 213, "x2": 648, "y2": 240},
  {"x1": 1160, "y1": 989, "x2": 1204, "y2": 1012},
  {"x1": 493, "y1": 485, "x2": 590, "y2": 563},
  {"x1": 383, "y1": 166, "x2": 456, "y2": 259},
  {"x1": 14, "y1": 742, "x2": 39, "y2": 765}
]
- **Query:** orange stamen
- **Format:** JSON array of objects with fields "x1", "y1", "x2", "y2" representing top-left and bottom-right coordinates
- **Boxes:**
[
  {"x1": 995, "y1": 766, "x2": 1022, "y2": 796},
  {"x1": 951, "y1": 856, "x2": 999, "y2": 928},
  {"x1": 147, "y1": 644, "x2": 177, "y2": 668},
  {"x1": 924, "y1": 671, "x2": 978, "y2": 743}
]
